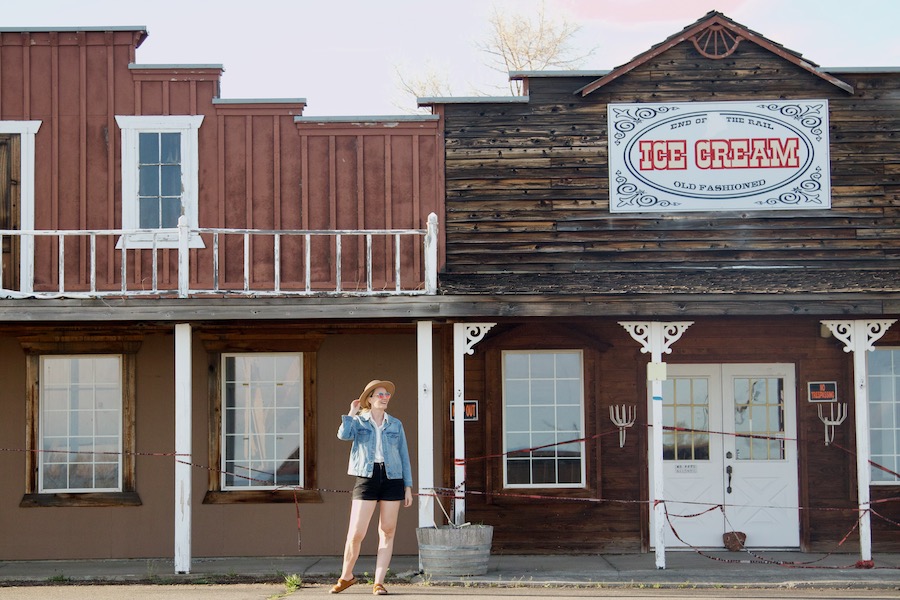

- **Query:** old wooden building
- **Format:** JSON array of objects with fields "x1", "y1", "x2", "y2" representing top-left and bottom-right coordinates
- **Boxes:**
[
  {"x1": 0, "y1": 11, "x2": 897, "y2": 572},
  {"x1": 0, "y1": 26, "x2": 445, "y2": 570},
  {"x1": 422, "y1": 11, "x2": 899, "y2": 563}
]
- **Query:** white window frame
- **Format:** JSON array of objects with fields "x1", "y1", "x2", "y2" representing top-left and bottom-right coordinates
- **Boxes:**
[
  {"x1": 869, "y1": 347, "x2": 900, "y2": 486},
  {"x1": 115, "y1": 115, "x2": 204, "y2": 249},
  {"x1": 38, "y1": 354, "x2": 124, "y2": 493},
  {"x1": 221, "y1": 352, "x2": 305, "y2": 491},
  {"x1": 502, "y1": 349, "x2": 586, "y2": 489},
  {"x1": 0, "y1": 120, "x2": 42, "y2": 293}
]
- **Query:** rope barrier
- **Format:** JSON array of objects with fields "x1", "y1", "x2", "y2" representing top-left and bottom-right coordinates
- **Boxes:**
[{"x1": 2, "y1": 419, "x2": 900, "y2": 570}]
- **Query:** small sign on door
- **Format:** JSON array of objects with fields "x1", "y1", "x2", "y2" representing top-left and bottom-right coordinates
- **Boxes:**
[
  {"x1": 808, "y1": 381, "x2": 837, "y2": 403},
  {"x1": 450, "y1": 400, "x2": 478, "y2": 421}
]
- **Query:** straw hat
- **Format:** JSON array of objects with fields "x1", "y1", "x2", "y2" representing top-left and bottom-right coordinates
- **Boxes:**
[{"x1": 357, "y1": 379, "x2": 396, "y2": 411}]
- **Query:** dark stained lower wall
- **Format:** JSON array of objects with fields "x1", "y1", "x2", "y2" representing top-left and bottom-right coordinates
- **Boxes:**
[{"x1": 450, "y1": 316, "x2": 899, "y2": 553}]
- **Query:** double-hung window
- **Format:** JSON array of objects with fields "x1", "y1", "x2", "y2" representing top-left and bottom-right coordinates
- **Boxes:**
[
  {"x1": 869, "y1": 348, "x2": 900, "y2": 484},
  {"x1": 21, "y1": 335, "x2": 141, "y2": 507},
  {"x1": 116, "y1": 115, "x2": 204, "y2": 248},
  {"x1": 39, "y1": 356, "x2": 123, "y2": 492},
  {"x1": 222, "y1": 353, "x2": 303, "y2": 490},
  {"x1": 502, "y1": 350, "x2": 585, "y2": 488},
  {"x1": 202, "y1": 333, "x2": 321, "y2": 504}
]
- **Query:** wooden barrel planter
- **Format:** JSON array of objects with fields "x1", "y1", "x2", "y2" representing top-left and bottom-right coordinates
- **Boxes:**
[{"x1": 416, "y1": 525, "x2": 493, "y2": 576}]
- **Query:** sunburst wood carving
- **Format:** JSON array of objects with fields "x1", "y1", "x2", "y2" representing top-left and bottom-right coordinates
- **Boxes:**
[{"x1": 691, "y1": 25, "x2": 744, "y2": 59}]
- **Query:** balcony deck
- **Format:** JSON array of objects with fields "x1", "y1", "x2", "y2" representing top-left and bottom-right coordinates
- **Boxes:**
[{"x1": 0, "y1": 214, "x2": 438, "y2": 300}]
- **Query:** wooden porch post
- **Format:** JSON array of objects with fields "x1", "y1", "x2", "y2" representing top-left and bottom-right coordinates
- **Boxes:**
[
  {"x1": 174, "y1": 323, "x2": 193, "y2": 573},
  {"x1": 620, "y1": 321, "x2": 692, "y2": 570},
  {"x1": 417, "y1": 320, "x2": 435, "y2": 531},
  {"x1": 822, "y1": 319, "x2": 896, "y2": 563},
  {"x1": 451, "y1": 323, "x2": 495, "y2": 526}
]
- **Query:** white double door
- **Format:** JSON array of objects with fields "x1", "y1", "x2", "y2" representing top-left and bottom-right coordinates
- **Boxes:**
[{"x1": 649, "y1": 364, "x2": 800, "y2": 549}]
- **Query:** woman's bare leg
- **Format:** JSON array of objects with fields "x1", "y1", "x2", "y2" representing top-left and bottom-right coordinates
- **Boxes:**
[
  {"x1": 373, "y1": 500, "x2": 402, "y2": 584},
  {"x1": 340, "y1": 499, "x2": 378, "y2": 580}
]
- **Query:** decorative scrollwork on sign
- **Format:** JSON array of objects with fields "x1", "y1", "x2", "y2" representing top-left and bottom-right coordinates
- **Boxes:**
[
  {"x1": 691, "y1": 25, "x2": 744, "y2": 59},
  {"x1": 757, "y1": 168, "x2": 823, "y2": 207},
  {"x1": 614, "y1": 171, "x2": 680, "y2": 210},
  {"x1": 757, "y1": 102, "x2": 825, "y2": 141},
  {"x1": 611, "y1": 106, "x2": 679, "y2": 145}
]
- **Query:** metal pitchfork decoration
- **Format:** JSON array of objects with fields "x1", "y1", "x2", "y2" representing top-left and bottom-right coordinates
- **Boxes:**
[
  {"x1": 817, "y1": 402, "x2": 848, "y2": 446},
  {"x1": 609, "y1": 404, "x2": 637, "y2": 448}
]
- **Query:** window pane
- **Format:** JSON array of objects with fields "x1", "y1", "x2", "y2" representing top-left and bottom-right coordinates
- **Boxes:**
[
  {"x1": 139, "y1": 133, "x2": 158, "y2": 163},
  {"x1": 869, "y1": 350, "x2": 900, "y2": 484},
  {"x1": 160, "y1": 132, "x2": 181, "y2": 163},
  {"x1": 139, "y1": 197, "x2": 160, "y2": 229},
  {"x1": 139, "y1": 164, "x2": 159, "y2": 196},
  {"x1": 503, "y1": 350, "x2": 584, "y2": 488},
  {"x1": 160, "y1": 164, "x2": 181, "y2": 196},
  {"x1": 663, "y1": 377, "x2": 711, "y2": 461},
  {"x1": 40, "y1": 355, "x2": 122, "y2": 493},
  {"x1": 222, "y1": 353, "x2": 304, "y2": 490}
]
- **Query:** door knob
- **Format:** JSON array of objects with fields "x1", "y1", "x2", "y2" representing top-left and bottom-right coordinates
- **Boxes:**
[{"x1": 726, "y1": 465, "x2": 733, "y2": 494}]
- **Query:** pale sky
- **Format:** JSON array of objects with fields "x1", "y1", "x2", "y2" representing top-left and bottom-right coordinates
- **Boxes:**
[{"x1": 3, "y1": 0, "x2": 900, "y2": 116}]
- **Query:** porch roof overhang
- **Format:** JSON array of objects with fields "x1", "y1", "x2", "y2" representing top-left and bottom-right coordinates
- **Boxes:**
[{"x1": 0, "y1": 290, "x2": 896, "y2": 323}]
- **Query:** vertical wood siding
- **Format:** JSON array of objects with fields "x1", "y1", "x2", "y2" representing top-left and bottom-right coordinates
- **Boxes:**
[{"x1": 0, "y1": 30, "x2": 442, "y2": 293}]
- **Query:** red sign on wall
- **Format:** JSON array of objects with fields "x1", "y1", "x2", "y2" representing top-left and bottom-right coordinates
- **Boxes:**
[{"x1": 808, "y1": 381, "x2": 837, "y2": 403}]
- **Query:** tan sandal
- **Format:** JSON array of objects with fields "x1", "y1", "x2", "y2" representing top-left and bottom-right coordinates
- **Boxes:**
[
  {"x1": 373, "y1": 583, "x2": 388, "y2": 595},
  {"x1": 330, "y1": 577, "x2": 357, "y2": 593}
]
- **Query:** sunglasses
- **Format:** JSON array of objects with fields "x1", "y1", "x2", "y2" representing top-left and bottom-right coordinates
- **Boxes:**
[{"x1": 373, "y1": 392, "x2": 392, "y2": 399}]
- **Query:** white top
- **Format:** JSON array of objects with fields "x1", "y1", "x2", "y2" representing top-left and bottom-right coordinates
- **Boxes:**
[{"x1": 362, "y1": 411, "x2": 390, "y2": 463}]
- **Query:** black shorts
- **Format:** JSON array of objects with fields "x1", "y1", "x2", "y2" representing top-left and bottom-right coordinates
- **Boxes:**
[{"x1": 352, "y1": 463, "x2": 405, "y2": 501}]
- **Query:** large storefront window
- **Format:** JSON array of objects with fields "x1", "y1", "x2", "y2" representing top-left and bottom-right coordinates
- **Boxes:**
[
  {"x1": 869, "y1": 348, "x2": 900, "y2": 484},
  {"x1": 39, "y1": 356, "x2": 123, "y2": 492},
  {"x1": 502, "y1": 350, "x2": 585, "y2": 488},
  {"x1": 222, "y1": 353, "x2": 303, "y2": 490}
]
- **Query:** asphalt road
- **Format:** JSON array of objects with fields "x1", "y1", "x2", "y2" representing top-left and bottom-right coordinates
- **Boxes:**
[{"x1": 0, "y1": 584, "x2": 899, "y2": 600}]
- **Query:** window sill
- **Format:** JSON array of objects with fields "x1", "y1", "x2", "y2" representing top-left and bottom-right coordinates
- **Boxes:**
[
  {"x1": 115, "y1": 233, "x2": 206, "y2": 250},
  {"x1": 203, "y1": 489, "x2": 323, "y2": 504},
  {"x1": 19, "y1": 491, "x2": 142, "y2": 508}
]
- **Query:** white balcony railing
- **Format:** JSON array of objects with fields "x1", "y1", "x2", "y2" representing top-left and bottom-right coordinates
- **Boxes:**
[{"x1": 0, "y1": 213, "x2": 438, "y2": 299}]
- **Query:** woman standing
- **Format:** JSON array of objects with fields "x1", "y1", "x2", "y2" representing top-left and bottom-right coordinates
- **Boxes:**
[{"x1": 331, "y1": 379, "x2": 413, "y2": 595}]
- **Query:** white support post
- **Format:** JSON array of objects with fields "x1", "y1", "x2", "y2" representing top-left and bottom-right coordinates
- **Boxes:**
[
  {"x1": 174, "y1": 323, "x2": 193, "y2": 574},
  {"x1": 451, "y1": 323, "x2": 495, "y2": 526},
  {"x1": 424, "y1": 213, "x2": 438, "y2": 295},
  {"x1": 177, "y1": 216, "x2": 190, "y2": 298},
  {"x1": 620, "y1": 321, "x2": 692, "y2": 570},
  {"x1": 417, "y1": 321, "x2": 435, "y2": 531},
  {"x1": 822, "y1": 319, "x2": 896, "y2": 563}
]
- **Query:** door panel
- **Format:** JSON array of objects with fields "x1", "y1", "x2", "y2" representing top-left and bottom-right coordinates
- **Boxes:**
[
  {"x1": 650, "y1": 363, "x2": 799, "y2": 548},
  {"x1": 722, "y1": 364, "x2": 799, "y2": 547}
]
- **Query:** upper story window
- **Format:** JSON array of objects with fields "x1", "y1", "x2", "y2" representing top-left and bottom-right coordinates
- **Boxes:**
[
  {"x1": 869, "y1": 348, "x2": 900, "y2": 485},
  {"x1": 115, "y1": 115, "x2": 204, "y2": 248}
]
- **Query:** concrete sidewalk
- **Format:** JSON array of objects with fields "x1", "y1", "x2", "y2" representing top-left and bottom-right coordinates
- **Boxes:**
[{"x1": 0, "y1": 552, "x2": 898, "y2": 589}]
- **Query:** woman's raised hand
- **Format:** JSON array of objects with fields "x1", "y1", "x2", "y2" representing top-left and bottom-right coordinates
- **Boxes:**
[{"x1": 348, "y1": 398, "x2": 361, "y2": 416}]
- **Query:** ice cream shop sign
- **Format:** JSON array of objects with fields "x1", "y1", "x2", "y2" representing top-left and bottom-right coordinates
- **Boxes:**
[{"x1": 607, "y1": 100, "x2": 830, "y2": 212}]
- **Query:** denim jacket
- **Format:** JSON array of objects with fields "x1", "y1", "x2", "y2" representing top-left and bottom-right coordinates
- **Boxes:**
[{"x1": 337, "y1": 412, "x2": 413, "y2": 488}]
